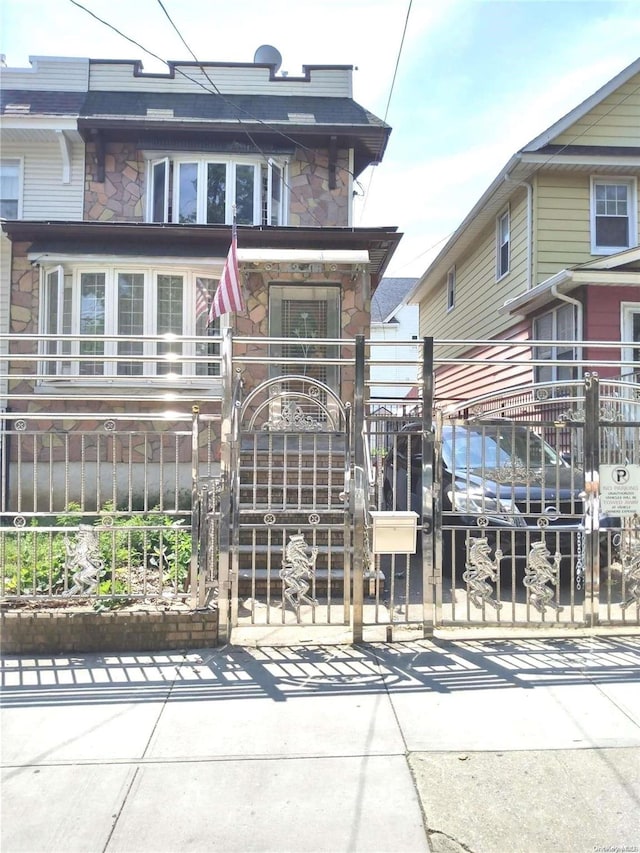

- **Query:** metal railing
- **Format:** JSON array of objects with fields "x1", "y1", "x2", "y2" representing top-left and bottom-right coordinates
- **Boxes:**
[{"x1": 1, "y1": 331, "x2": 638, "y2": 633}]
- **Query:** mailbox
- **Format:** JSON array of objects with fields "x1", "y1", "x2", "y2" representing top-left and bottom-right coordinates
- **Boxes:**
[{"x1": 369, "y1": 511, "x2": 419, "y2": 554}]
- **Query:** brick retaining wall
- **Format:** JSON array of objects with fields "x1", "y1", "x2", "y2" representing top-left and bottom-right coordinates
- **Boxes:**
[{"x1": 0, "y1": 609, "x2": 219, "y2": 654}]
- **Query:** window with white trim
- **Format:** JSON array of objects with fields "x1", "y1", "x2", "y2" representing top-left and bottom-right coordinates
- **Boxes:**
[
  {"x1": 41, "y1": 265, "x2": 220, "y2": 380},
  {"x1": 496, "y1": 209, "x2": 509, "y2": 279},
  {"x1": 621, "y1": 302, "x2": 640, "y2": 379},
  {"x1": 147, "y1": 155, "x2": 288, "y2": 226},
  {"x1": 446, "y1": 266, "x2": 456, "y2": 312},
  {"x1": 269, "y1": 284, "x2": 341, "y2": 391},
  {"x1": 533, "y1": 303, "x2": 577, "y2": 384},
  {"x1": 591, "y1": 177, "x2": 637, "y2": 254},
  {"x1": 0, "y1": 159, "x2": 21, "y2": 219}
]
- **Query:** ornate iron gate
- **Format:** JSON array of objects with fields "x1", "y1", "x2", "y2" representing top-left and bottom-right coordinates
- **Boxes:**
[
  {"x1": 432, "y1": 374, "x2": 640, "y2": 629},
  {"x1": 218, "y1": 372, "x2": 354, "y2": 640}
]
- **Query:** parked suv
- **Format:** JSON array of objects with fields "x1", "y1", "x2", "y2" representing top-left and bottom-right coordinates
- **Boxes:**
[{"x1": 382, "y1": 421, "x2": 616, "y2": 578}]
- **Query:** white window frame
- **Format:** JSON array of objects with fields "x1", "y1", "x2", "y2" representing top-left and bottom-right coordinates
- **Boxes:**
[
  {"x1": 621, "y1": 301, "x2": 640, "y2": 377},
  {"x1": 496, "y1": 208, "x2": 510, "y2": 280},
  {"x1": 38, "y1": 263, "x2": 221, "y2": 385},
  {"x1": 147, "y1": 158, "x2": 170, "y2": 222},
  {"x1": 590, "y1": 176, "x2": 637, "y2": 255},
  {"x1": 533, "y1": 303, "x2": 578, "y2": 385},
  {"x1": 446, "y1": 266, "x2": 456, "y2": 312},
  {"x1": 0, "y1": 158, "x2": 23, "y2": 219},
  {"x1": 147, "y1": 154, "x2": 288, "y2": 226},
  {"x1": 268, "y1": 283, "x2": 341, "y2": 393}
]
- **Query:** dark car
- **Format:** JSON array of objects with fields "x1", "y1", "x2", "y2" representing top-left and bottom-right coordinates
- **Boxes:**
[{"x1": 382, "y1": 421, "x2": 616, "y2": 578}]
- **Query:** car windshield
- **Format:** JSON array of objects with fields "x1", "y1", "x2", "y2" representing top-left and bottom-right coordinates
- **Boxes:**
[{"x1": 441, "y1": 424, "x2": 563, "y2": 471}]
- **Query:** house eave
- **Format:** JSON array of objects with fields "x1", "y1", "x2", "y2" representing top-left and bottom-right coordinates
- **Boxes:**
[
  {"x1": 1, "y1": 220, "x2": 401, "y2": 280},
  {"x1": 408, "y1": 153, "x2": 527, "y2": 303},
  {"x1": 500, "y1": 268, "x2": 640, "y2": 315},
  {"x1": 521, "y1": 57, "x2": 640, "y2": 152}
]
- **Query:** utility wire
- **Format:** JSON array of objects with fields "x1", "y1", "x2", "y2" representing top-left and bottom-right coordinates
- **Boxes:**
[
  {"x1": 70, "y1": 0, "x2": 369, "y2": 197},
  {"x1": 407, "y1": 76, "x2": 640, "y2": 277},
  {"x1": 68, "y1": 0, "x2": 327, "y2": 226},
  {"x1": 152, "y1": 0, "x2": 326, "y2": 226},
  {"x1": 357, "y1": 0, "x2": 412, "y2": 224}
]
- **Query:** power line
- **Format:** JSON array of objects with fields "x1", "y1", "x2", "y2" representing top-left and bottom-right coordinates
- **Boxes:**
[
  {"x1": 69, "y1": 0, "x2": 371, "y2": 196},
  {"x1": 151, "y1": 0, "x2": 330, "y2": 227},
  {"x1": 412, "y1": 75, "x2": 640, "y2": 278},
  {"x1": 357, "y1": 0, "x2": 412, "y2": 224},
  {"x1": 67, "y1": 0, "x2": 337, "y2": 227}
]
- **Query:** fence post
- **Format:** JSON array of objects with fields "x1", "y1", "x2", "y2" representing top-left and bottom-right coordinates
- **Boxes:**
[
  {"x1": 421, "y1": 337, "x2": 435, "y2": 636},
  {"x1": 583, "y1": 372, "x2": 600, "y2": 626},
  {"x1": 217, "y1": 327, "x2": 234, "y2": 643},
  {"x1": 352, "y1": 335, "x2": 366, "y2": 642},
  {"x1": 190, "y1": 404, "x2": 202, "y2": 607}
]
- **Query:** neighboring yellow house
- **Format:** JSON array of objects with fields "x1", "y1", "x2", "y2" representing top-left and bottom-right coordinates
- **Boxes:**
[{"x1": 411, "y1": 57, "x2": 640, "y2": 405}]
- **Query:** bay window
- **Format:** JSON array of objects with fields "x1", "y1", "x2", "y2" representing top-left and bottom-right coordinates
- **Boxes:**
[
  {"x1": 147, "y1": 155, "x2": 287, "y2": 226},
  {"x1": 41, "y1": 266, "x2": 220, "y2": 381}
]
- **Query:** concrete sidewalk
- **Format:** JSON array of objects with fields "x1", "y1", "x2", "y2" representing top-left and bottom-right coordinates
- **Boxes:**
[{"x1": 1, "y1": 634, "x2": 639, "y2": 853}]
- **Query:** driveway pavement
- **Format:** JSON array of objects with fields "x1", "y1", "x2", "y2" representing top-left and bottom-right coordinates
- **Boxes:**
[{"x1": 2, "y1": 634, "x2": 639, "y2": 852}]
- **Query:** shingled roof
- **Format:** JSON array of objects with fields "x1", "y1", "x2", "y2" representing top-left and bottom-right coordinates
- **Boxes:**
[
  {"x1": 76, "y1": 91, "x2": 389, "y2": 175},
  {"x1": 0, "y1": 89, "x2": 86, "y2": 116},
  {"x1": 80, "y1": 91, "x2": 387, "y2": 127},
  {"x1": 371, "y1": 277, "x2": 418, "y2": 323}
]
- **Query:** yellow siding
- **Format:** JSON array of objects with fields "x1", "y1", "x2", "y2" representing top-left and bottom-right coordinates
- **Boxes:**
[
  {"x1": 552, "y1": 73, "x2": 640, "y2": 147},
  {"x1": 534, "y1": 171, "x2": 640, "y2": 283},
  {"x1": 420, "y1": 188, "x2": 529, "y2": 353}
]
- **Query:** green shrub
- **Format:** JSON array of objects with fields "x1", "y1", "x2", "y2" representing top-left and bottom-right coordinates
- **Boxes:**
[{"x1": 1, "y1": 503, "x2": 192, "y2": 600}]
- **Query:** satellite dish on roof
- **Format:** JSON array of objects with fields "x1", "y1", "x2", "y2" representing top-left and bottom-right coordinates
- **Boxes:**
[{"x1": 254, "y1": 44, "x2": 282, "y2": 72}]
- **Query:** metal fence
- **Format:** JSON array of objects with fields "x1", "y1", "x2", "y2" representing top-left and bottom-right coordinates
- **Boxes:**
[{"x1": 1, "y1": 330, "x2": 638, "y2": 638}]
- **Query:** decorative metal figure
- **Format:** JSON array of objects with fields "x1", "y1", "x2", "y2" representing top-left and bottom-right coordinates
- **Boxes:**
[
  {"x1": 264, "y1": 399, "x2": 325, "y2": 432},
  {"x1": 63, "y1": 525, "x2": 104, "y2": 596},
  {"x1": 280, "y1": 533, "x2": 318, "y2": 610},
  {"x1": 462, "y1": 537, "x2": 503, "y2": 610},
  {"x1": 619, "y1": 540, "x2": 640, "y2": 610},
  {"x1": 524, "y1": 541, "x2": 563, "y2": 614}
]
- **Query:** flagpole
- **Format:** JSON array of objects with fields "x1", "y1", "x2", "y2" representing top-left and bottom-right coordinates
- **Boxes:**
[{"x1": 207, "y1": 204, "x2": 244, "y2": 325}]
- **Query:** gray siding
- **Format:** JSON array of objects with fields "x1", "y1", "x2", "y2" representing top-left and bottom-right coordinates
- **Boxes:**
[
  {"x1": 88, "y1": 62, "x2": 352, "y2": 97},
  {"x1": 2, "y1": 139, "x2": 84, "y2": 220},
  {"x1": 0, "y1": 56, "x2": 88, "y2": 91}
]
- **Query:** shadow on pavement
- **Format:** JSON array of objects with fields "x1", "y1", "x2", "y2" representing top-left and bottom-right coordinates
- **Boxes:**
[{"x1": 2, "y1": 633, "x2": 639, "y2": 708}]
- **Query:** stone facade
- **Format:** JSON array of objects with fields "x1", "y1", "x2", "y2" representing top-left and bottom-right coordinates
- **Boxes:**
[
  {"x1": 82, "y1": 142, "x2": 350, "y2": 225},
  {"x1": 10, "y1": 242, "x2": 38, "y2": 334},
  {"x1": 288, "y1": 147, "x2": 351, "y2": 227},
  {"x1": 85, "y1": 141, "x2": 145, "y2": 221},
  {"x1": 232, "y1": 263, "x2": 369, "y2": 402}
]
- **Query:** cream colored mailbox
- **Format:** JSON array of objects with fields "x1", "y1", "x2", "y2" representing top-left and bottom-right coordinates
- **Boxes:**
[{"x1": 369, "y1": 511, "x2": 419, "y2": 554}]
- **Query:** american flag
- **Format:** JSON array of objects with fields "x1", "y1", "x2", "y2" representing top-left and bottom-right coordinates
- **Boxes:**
[{"x1": 208, "y1": 221, "x2": 244, "y2": 323}]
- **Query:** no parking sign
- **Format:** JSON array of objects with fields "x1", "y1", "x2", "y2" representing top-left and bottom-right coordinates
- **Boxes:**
[{"x1": 599, "y1": 464, "x2": 640, "y2": 515}]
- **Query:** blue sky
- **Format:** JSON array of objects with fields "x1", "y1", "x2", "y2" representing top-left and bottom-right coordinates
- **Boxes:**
[{"x1": 1, "y1": 0, "x2": 639, "y2": 276}]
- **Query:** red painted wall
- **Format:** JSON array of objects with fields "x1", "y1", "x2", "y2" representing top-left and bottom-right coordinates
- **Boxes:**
[{"x1": 583, "y1": 286, "x2": 639, "y2": 378}]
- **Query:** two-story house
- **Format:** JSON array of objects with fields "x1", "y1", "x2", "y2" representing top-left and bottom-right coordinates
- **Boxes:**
[
  {"x1": 410, "y1": 57, "x2": 640, "y2": 406},
  {"x1": 0, "y1": 52, "x2": 401, "y2": 510}
]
